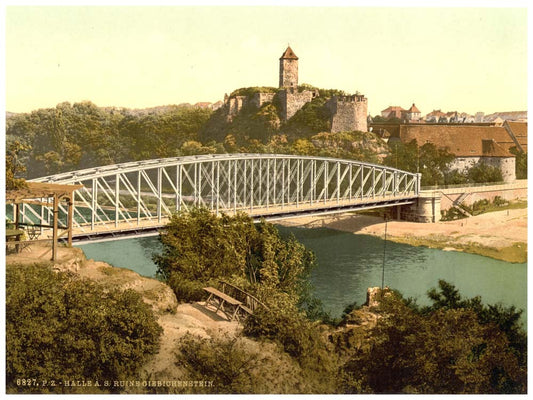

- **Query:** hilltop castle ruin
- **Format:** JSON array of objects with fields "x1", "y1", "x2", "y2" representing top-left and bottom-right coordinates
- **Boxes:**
[{"x1": 224, "y1": 46, "x2": 368, "y2": 133}]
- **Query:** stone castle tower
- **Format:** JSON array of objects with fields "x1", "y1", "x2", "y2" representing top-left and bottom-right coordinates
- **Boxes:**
[
  {"x1": 279, "y1": 46, "x2": 298, "y2": 88},
  {"x1": 327, "y1": 94, "x2": 368, "y2": 133},
  {"x1": 224, "y1": 45, "x2": 368, "y2": 131}
]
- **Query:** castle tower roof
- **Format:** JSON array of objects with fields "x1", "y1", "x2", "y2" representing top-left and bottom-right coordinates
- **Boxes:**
[{"x1": 280, "y1": 46, "x2": 298, "y2": 60}]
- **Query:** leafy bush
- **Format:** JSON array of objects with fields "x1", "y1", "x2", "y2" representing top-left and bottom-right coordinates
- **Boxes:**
[
  {"x1": 340, "y1": 283, "x2": 526, "y2": 394},
  {"x1": 176, "y1": 333, "x2": 261, "y2": 393},
  {"x1": 6, "y1": 263, "x2": 162, "y2": 394},
  {"x1": 230, "y1": 86, "x2": 279, "y2": 97},
  {"x1": 493, "y1": 195, "x2": 508, "y2": 207},
  {"x1": 440, "y1": 206, "x2": 469, "y2": 221},
  {"x1": 423, "y1": 280, "x2": 527, "y2": 366},
  {"x1": 509, "y1": 147, "x2": 527, "y2": 179},
  {"x1": 467, "y1": 162, "x2": 503, "y2": 183},
  {"x1": 244, "y1": 305, "x2": 338, "y2": 393},
  {"x1": 283, "y1": 97, "x2": 331, "y2": 139},
  {"x1": 441, "y1": 196, "x2": 513, "y2": 221},
  {"x1": 174, "y1": 333, "x2": 309, "y2": 394},
  {"x1": 155, "y1": 208, "x2": 316, "y2": 305}
]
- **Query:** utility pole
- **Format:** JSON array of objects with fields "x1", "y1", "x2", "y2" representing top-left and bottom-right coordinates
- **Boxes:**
[
  {"x1": 416, "y1": 145, "x2": 420, "y2": 174},
  {"x1": 381, "y1": 215, "x2": 388, "y2": 292}
]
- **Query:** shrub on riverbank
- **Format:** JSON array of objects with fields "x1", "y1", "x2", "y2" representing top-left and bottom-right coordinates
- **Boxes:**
[
  {"x1": 339, "y1": 282, "x2": 527, "y2": 394},
  {"x1": 6, "y1": 263, "x2": 162, "y2": 394},
  {"x1": 155, "y1": 208, "x2": 339, "y2": 392},
  {"x1": 171, "y1": 332, "x2": 318, "y2": 394},
  {"x1": 441, "y1": 198, "x2": 527, "y2": 221},
  {"x1": 154, "y1": 208, "x2": 317, "y2": 308}
]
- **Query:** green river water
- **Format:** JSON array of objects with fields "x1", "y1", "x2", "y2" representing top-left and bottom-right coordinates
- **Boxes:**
[{"x1": 77, "y1": 226, "x2": 527, "y2": 325}]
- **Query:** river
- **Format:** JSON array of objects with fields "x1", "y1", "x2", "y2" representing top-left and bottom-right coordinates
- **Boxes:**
[{"x1": 77, "y1": 226, "x2": 527, "y2": 325}]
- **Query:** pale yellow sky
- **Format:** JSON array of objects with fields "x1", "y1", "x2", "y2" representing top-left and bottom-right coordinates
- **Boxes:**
[{"x1": 5, "y1": 6, "x2": 528, "y2": 116}]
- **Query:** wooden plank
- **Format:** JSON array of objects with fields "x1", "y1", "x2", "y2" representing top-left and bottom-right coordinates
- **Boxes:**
[
  {"x1": 239, "y1": 305, "x2": 253, "y2": 315},
  {"x1": 203, "y1": 287, "x2": 241, "y2": 306},
  {"x1": 218, "y1": 280, "x2": 268, "y2": 311}
]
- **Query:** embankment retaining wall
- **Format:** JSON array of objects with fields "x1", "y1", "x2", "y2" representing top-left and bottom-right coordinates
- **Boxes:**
[{"x1": 431, "y1": 180, "x2": 527, "y2": 211}]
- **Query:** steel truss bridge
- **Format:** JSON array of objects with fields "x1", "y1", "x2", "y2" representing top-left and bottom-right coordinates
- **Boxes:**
[{"x1": 19, "y1": 154, "x2": 421, "y2": 241}]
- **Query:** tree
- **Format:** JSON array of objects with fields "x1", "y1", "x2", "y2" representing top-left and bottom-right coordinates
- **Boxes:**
[
  {"x1": 179, "y1": 140, "x2": 219, "y2": 156},
  {"x1": 418, "y1": 142, "x2": 455, "y2": 185},
  {"x1": 467, "y1": 162, "x2": 503, "y2": 183},
  {"x1": 283, "y1": 97, "x2": 331, "y2": 139},
  {"x1": 6, "y1": 263, "x2": 162, "y2": 394},
  {"x1": 509, "y1": 146, "x2": 527, "y2": 179},
  {"x1": 6, "y1": 140, "x2": 30, "y2": 189},
  {"x1": 154, "y1": 208, "x2": 316, "y2": 306},
  {"x1": 6, "y1": 102, "x2": 212, "y2": 178},
  {"x1": 340, "y1": 285, "x2": 526, "y2": 394},
  {"x1": 155, "y1": 208, "x2": 337, "y2": 393},
  {"x1": 424, "y1": 280, "x2": 527, "y2": 367},
  {"x1": 384, "y1": 140, "x2": 456, "y2": 186}
]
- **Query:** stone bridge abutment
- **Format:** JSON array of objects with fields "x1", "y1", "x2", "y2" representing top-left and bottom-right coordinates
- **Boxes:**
[{"x1": 395, "y1": 180, "x2": 527, "y2": 222}]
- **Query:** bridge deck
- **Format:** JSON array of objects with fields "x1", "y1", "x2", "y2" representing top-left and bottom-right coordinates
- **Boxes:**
[{"x1": 40, "y1": 194, "x2": 418, "y2": 242}]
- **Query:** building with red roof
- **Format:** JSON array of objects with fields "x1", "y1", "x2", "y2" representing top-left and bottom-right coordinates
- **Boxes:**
[
  {"x1": 386, "y1": 123, "x2": 526, "y2": 182},
  {"x1": 381, "y1": 104, "x2": 422, "y2": 122}
]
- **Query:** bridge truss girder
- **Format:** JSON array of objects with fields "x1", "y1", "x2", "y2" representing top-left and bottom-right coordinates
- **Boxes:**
[{"x1": 18, "y1": 154, "x2": 420, "y2": 236}]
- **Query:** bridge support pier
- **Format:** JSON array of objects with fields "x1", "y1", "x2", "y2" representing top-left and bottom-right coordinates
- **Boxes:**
[
  {"x1": 390, "y1": 205, "x2": 401, "y2": 220},
  {"x1": 399, "y1": 192, "x2": 441, "y2": 223}
]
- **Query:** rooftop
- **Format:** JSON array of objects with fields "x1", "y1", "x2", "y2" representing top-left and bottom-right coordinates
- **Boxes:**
[
  {"x1": 397, "y1": 125, "x2": 518, "y2": 157},
  {"x1": 280, "y1": 46, "x2": 298, "y2": 60},
  {"x1": 6, "y1": 181, "x2": 84, "y2": 204}
]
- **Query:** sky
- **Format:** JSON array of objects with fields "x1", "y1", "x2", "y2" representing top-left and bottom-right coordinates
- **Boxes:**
[{"x1": 4, "y1": 3, "x2": 529, "y2": 117}]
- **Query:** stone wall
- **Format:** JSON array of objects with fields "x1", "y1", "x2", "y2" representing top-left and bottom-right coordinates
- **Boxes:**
[
  {"x1": 226, "y1": 95, "x2": 248, "y2": 117},
  {"x1": 435, "y1": 180, "x2": 527, "y2": 211},
  {"x1": 450, "y1": 156, "x2": 516, "y2": 182},
  {"x1": 327, "y1": 95, "x2": 368, "y2": 133},
  {"x1": 251, "y1": 92, "x2": 276, "y2": 109},
  {"x1": 450, "y1": 156, "x2": 481, "y2": 173},
  {"x1": 482, "y1": 157, "x2": 516, "y2": 183},
  {"x1": 278, "y1": 88, "x2": 316, "y2": 120}
]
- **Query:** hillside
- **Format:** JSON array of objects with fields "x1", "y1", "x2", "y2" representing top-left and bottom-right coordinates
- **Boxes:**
[
  {"x1": 6, "y1": 88, "x2": 389, "y2": 179},
  {"x1": 483, "y1": 110, "x2": 527, "y2": 122}
]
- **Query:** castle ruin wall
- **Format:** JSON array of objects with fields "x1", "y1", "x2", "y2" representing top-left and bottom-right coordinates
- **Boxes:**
[
  {"x1": 251, "y1": 92, "x2": 276, "y2": 109},
  {"x1": 279, "y1": 89, "x2": 315, "y2": 120},
  {"x1": 328, "y1": 95, "x2": 368, "y2": 132}
]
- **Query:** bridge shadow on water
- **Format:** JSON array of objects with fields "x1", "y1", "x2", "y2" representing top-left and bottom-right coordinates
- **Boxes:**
[{"x1": 287, "y1": 213, "x2": 389, "y2": 236}]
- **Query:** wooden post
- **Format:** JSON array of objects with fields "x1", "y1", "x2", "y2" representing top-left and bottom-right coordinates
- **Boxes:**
[
  {"x1": 15, "y1": 203, "x2": 20, "y2": 229},
  {"x1": 52, "y1": 194, "x2": 58, "y2": 261},
  {"x1": 67, "y1": 196, "x2": 73, "y2": 247}
]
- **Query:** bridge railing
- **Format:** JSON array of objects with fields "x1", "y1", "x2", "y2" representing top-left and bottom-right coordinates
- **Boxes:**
[{"x1": 17, "y1": 154, "x2": 420, "y2": 234}]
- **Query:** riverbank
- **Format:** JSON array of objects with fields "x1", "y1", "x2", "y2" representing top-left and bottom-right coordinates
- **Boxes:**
[
  {"x1": 278, "y1": 208, "x2": 527, "y2": 263},
  {"x1": 5, "y1": 243, "x2": 242, "y2": 386}
]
